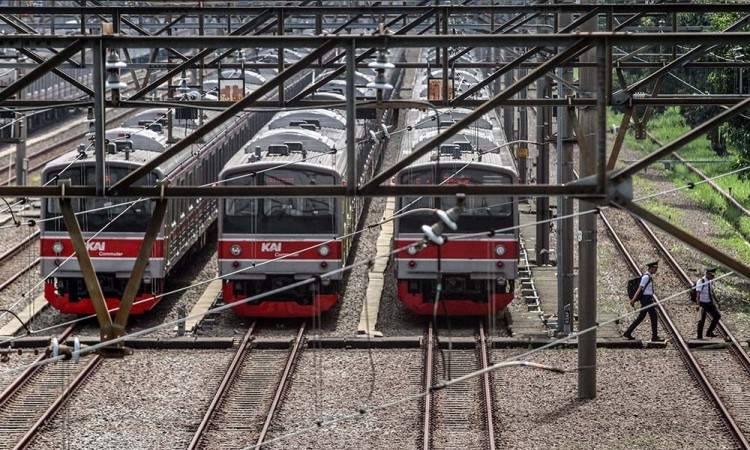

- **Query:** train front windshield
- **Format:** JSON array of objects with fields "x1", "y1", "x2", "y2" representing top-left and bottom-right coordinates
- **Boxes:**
[
  {"x1": 398, "y1": 167, "x2": 514, "y2": 234},
  {"x1": 224, "y1": 168, "x2": 336, "y2": 234},
  {"x1": 44, "y1": 166, "x2": 155, "y2": 232}
]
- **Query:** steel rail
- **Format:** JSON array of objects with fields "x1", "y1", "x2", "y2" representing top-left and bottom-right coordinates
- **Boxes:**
[
  {"x1": 255, "y1": 322, "x2": 307, "y2": 447},
  {"x1": 0, "y1": 230, "x2": 38, "y2": 264},
  {"x1": 635, "y1": 217, "x2": 750, "y2": 374},
  {"x1": 0, "y1": 258, "x2": 39, "y2": 292},
  {"x1": 599, "y1": 210, "x2": 750, "y2": 449},
  {"x1": 635, "y1": 134, "x2": 750, "y2": 352},
  {"x1": 421, "y1": 321, "x2": 434, "y2": 450},
  {"x1": 670, "y1": 153, "x2": 750, "y2": 217},
  {"x1": 640, "y1": 130, "x2": 750, "y2": 221},
  {"x1": 14, "y1": 355, "x2": 102, "y2": 450},
  {"x1": 0, "y1": 325, "x2": 76, "y2": 408},
  {"x1": 187, "y1": 322, "x2": 257, "y2": 450},
  {"x1": 478, "y1": 322, "x2": 496, "y2": 450}
]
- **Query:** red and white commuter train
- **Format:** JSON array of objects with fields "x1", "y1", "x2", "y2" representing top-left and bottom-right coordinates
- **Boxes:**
[
  {"x1": 39, "y1": 111, "x2": 256, "y2": 314},
  {"x1": 217, "y1": 64, "x2": 401, "y2": 317},
  {"x1": 39, "y1": 70, "x2": 310, "y2": 315},
  {"x1": 393, "y1": 53, "x2": 519, "y2": 315}
]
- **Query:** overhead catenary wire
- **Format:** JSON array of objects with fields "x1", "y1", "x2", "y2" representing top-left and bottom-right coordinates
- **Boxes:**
[
  {"x1": 238, "y1": 272, "x2": 735, "y2": 450},
  {"x1": 3, "y1": 260, "x2": 711, "y2": 450},
  {"x1": 5, "y1": 117, "x2": 747, "y2": 331},
  {"x1": 0, "y1": 89, "x2": 748, "y2": 326},
  {"x1": 1, "y1": 205, "x2": 603, "y2": 372},
  {"x1": 2, "y1": 74, "x2": 748, "y2": 442},
  {"x1": 0, "y1": 158, "x2": 738, "y2": 448}
]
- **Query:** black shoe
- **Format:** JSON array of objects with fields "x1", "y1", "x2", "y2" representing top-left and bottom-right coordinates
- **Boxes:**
[
  {"x1": 623, "y1": 333, "x2": 635, "y2": 340},
  {"x1": 696, "y1": 335, "x2": 703, "y2": 340},
  {"x1": 651, "y1": 336, "x2": 665, "y2": 342},
  {"x1": 706, "y1": 332, "x2": 718, "y2": 338}
]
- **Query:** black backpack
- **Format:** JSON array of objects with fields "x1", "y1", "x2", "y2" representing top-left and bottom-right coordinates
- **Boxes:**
[{"x1": 627, "y1": 274, "x2": 651, "y2": 299}]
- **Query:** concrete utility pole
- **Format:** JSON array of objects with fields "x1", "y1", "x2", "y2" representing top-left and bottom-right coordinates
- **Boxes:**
[
  {"x1": 92, "y1": 40, "x2": 106, "y2": 197},
  {"x1": 14, "y1": 53, "x2": 26, "y2": 187},
  {"x1": 535, "y1": 76, "x2": 550, "y2": 265},
  {"x1": 502, "y1": 49, "x2": 514, "y2": 141},
  {"x1": 14, "y1": 112, "x2": 25, "y2": 186},
  {"x1": 518, "y1": 67, "x2": 528, "y2": 185},
  {"x1": 557, "y1": 6, "x2": 575, "y2": 334},
  {"x1": 535, "y1": 16, "x2": 551, "y2": 266},
  {"x1": 577, "y1": 0, "x2": 599, "y2": 400}
]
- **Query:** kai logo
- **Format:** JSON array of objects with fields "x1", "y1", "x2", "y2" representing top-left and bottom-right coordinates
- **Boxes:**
[
  {"x1": 260, "y1": 242, "x2": 282, "y2": 253},
  {"x1": 86, "y1": 241, "x2": 106, "y2": 252}
]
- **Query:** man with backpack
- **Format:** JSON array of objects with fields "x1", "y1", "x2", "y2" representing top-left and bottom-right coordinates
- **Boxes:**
[
  {"x1": 696, "y1": 266, "x2": 721, "y2": 339},
  {"x1": 623, "y1": 260, "x2": 665, "y2": 342}
]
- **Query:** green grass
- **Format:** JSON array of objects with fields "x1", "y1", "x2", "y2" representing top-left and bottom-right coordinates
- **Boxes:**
[
  {"x1": 611, "y1": 106, "x2": 750, "y2": 336},
  {"x1": 608, "y1": 107, "x2": 750, "y2": 258}
]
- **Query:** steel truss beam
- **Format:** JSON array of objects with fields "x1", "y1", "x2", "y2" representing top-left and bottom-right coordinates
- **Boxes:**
[
  {"x1": 3, "y1": 33, "x2": 750, "y2": 48},
  {"x1": 0, "y1": 39, "x2": 84, "y2": 103},
  {"x1": 361, "y1": 38, "x2": 589, "y2": 194},
  {"x1": 0, "y1": 6, "x2": 748, "y2": 290},
  {"x1": 6, "y1": 95, "x2": 750, "y2": 110},
  {"x1": 2, "y1": 4, "x2": 750, "y2": 14},
  {"x1": 59, "y1": 182, "x2": 168, "y2": 356},
  {"x1": 111, "y1": 39, "x2": 337, "y2": 193}
]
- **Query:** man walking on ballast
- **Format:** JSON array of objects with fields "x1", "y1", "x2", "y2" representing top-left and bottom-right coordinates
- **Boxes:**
[
  {"x1": 696, "y1": 266, "x2": 722, "y2": 339},
  {"x1": 624, "y1": 260, "x2": 664, "y2": 342}
]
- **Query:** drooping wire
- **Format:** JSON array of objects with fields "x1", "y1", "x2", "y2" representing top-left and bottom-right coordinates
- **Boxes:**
[
  {"x1": 0, "y1": 197, "x2": 20, "y2": 228},
  {"x1": 5, "y1": 216, "x2": 718, "y2": 450}
]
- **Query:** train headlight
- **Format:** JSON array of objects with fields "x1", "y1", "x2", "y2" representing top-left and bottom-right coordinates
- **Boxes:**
[
  {"x1": 52, "y1": 241, "x2": 64, "y2": 254},
  {"x1": 494, "y1": 244, "x2": 506, "y2": 256},
  {"x1": 406, "y1": 245, "x2": 419, "y2": 256},
  {"x1": 229, "y1": 244, "x2": 242, "y2": 256},
  {"x1": 318, "y1": 245, "x2": 330, "y2": 257}
]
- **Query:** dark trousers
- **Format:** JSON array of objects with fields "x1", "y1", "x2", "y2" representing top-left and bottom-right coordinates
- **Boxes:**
[
  {"x1": 697, "y1": 302, "x2": 721, "y2": 338},
  {"x1": 625, "y1": 295, "x2": 658, "y2": 339}
]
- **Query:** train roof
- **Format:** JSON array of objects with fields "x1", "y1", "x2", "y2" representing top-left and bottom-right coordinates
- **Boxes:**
[
  {"x1": 121, "y1": 108, "x2": 169, "y2": 128},
  {"x1": 220, "y1": 127, "x2": 345, "y2": 181},
  {"x1": 269, "y1": 109, "x2": 346, "y2": 130},
  {"x1": 397, "y1": 148, "x2": 517, "y2": 180},
  {"x1": 104, "y1": 127, "x2": 167, "y2": 152},
  {"x1": 219, "y1": 105, "x2": 371, "y2": 184},
  {"x1": 319, "y1": 70, "x2": 372, "y2": 87},
  {"x1": 414, "y1": 108, "x2": 492, "y2": 130},
  {"x1": 306, "y1": 91, "x2": 347, "y2": 102},
  {"x1": 219, "y1": 69, "x2": 267, "y2": 85},
  {"x1": 319, "y1": 79, "x2": 369, "y2": 98},
  {"x1": 423, "y1": 69, "x2": 482, "y2": 86},
  {"x1": 46, "y1": 109, "x2": 248, "y2": 182},
  {"x1": 258, "y1": 128, "x2": 338, "y2": 152}
]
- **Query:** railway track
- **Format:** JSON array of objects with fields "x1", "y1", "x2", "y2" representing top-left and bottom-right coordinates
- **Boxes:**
[
  {"x1": 188, "y1": 322, "x2": 306, "y2": 450},
  {"x1": 644, "y1": 131, "x2": 750, "y2": 218},
  {"x1": 422, "y1": 321, "x2": 496, "y2": 450},
  {"x1": 0, "y1": 229, "x2": 39, "y2": 292},
  {"x1": 600, "y1": 208, "x2": 750, "y2": 449},
  {"x1": 0, "y1": 325, "x2": 100, "y2": 450}
]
